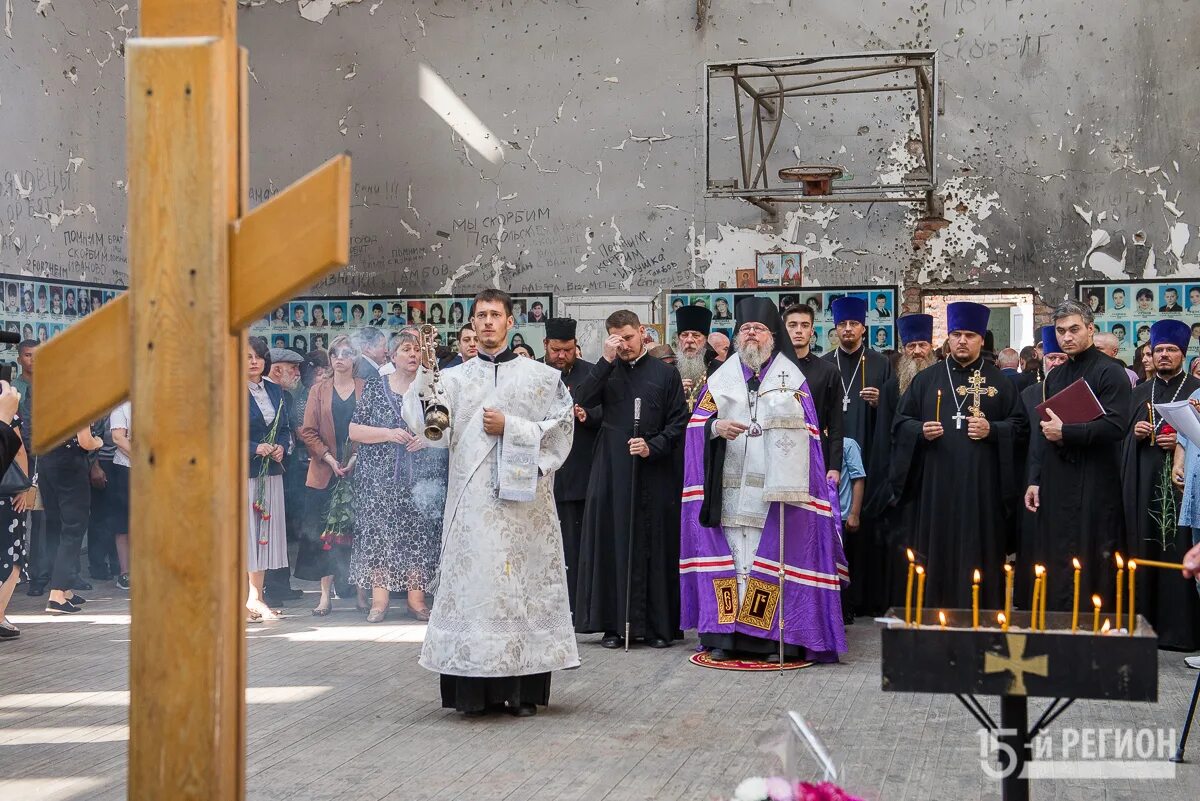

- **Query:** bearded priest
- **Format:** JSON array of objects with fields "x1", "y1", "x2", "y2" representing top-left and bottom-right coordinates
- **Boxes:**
[
  {"x1": 891, "y1": 301, "x2": 1028, "y2": 609},
  {"x1": 680, "y1": 296, "x2": 848, "y2": 663}
]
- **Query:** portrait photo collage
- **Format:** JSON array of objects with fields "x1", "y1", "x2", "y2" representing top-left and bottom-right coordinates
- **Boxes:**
[
  {"x1": 667, "y1": 286, "x2": 899, "y2": 355},
  {"x1": 249, "y1": 293, "x2": 555, "y2": 359},
  {"x1": 0, "y1": 273, "x2": 120, "y2": 346},
  {"x1": 1076, "y1": 279, "x2": 1200, "y2": 366}
]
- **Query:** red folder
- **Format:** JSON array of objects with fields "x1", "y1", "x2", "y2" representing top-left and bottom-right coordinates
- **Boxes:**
[{"x1": 1035, "y1": 378, "x2": 1104, "y2": 424}]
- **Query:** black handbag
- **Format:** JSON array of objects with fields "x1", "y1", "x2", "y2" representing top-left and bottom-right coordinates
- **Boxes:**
[{"x1": 0, "y1": 461, "x2": 32, "y2": 497}]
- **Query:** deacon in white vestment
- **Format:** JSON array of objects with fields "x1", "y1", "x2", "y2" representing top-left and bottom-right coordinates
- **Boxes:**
[{"x1": 403, "y1": 290, "x2": 579, "y2": 717}]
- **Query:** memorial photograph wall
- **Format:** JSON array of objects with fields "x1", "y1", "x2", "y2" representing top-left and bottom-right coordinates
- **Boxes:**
[
  {"x1": 667, "y1": 286, "x2": 899, "y2": 355},
  {"x1": 0, "y1": 273, "x2": 121, "y2": 344},
  {"x1": 248, "y1": 292, "x2": 555, "y2": 358},
  {"x1": 1075, "y1": 279, "x2": 1200, "y2": 365}
]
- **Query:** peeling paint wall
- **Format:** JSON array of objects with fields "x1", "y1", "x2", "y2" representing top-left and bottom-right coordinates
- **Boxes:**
[{"x1": 2, "y1": 0, "x2": 1198, "y2": 306}]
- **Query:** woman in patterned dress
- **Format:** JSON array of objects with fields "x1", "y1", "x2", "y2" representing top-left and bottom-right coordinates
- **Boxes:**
[
  {"x1": 349, "y1": 330, "x2": 448, "y2": 623},
  {"x1": 0, "y1": 415, "x2": 33, "y2": 640}
]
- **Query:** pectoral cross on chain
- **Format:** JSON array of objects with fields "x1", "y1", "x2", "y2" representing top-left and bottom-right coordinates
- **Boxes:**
[{"x1": 956, "y1": 371, "x2": 999, "y2": 422}]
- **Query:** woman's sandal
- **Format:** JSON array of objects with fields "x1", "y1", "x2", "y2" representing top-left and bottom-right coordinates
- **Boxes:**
[{"x1": 407, "y1": 605, "x2": 431, "y2": 621}]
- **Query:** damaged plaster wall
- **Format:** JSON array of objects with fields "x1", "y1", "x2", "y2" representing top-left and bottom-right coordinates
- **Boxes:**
[{"x1": 2, "y1": 0, "x2": 1198, "y2": 306}]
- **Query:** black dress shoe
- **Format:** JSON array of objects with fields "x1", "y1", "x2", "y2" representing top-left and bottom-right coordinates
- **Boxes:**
[
  {"x1": 707, "y1": 648, "x2": 732, "y2": 662},
  {"x1": 463, "y1": 709, "x2": 490, "y2": 718},
  {"x1": 66, "y1": 595, "x2": 88, "y2": 605},
  {"x1": 507, "y1": 703, "x2": 537, "y2": 717},
  {"x1": 648, "y1": 637, "x2": 671, "y2": 649},
  {"x1": 46, "y1": 600, "x2": 81, "y2": 614},
  {"x1": 26, "y1": 583, "x2": 45, "y2": 597},
  {"x1": 842, "y1": 611, "x2": 855, "y2": 625},
  {"x1": 72, "y1": 580, "x2": 93, "y2": 592},
  {"x1": 600, "y1": 634, "x2": 624, "y2": 649},
  {"x1": 90, "y1": 571, "x2": 112, "y2": 582},
  {"x1": 0, "y1": 626, "x2": 19, "y2": 640}
]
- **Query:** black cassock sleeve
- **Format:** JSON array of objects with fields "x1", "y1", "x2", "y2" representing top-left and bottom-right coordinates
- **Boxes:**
[
  {"x1": 567, "y1": 357, "x2": 616, "y2": 408},
  {"x1": 1060, "y1": 360, "x2": 1133, "y2": 448},
  {"x1": 986, "y1": 387, "x2": 1029, "y2": 508},
  {"x1": 822, "y1": 370, "x2": 844, "y2": 474},
  {"x1": 883, "y1": 379, "x2": 926, "y2": 513},
  {"x1": 645, "y1": 371, "x2": 688, "y2": 461}
]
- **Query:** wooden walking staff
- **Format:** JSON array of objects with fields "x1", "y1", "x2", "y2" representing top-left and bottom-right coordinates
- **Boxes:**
[{"x1": 31, "y1": 2, "x2": 351, "y2": 798}]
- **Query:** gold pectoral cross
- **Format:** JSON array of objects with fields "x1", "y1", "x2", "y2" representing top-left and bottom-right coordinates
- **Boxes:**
[
  {"x1": 956, "y1": 370, "x2": 999, "y2": 419},
  {"x1": 984, "y1": 633, "x2": 1049, "y2": 696}
]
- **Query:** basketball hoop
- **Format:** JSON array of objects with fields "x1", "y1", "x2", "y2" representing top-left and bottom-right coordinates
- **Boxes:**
[{"x1": 778, "y1": 164, "x2": 845, "y2": 197}]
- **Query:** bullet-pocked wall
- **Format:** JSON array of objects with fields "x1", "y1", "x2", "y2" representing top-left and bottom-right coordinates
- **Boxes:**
[{"x1": 2, "y1": 1, "x2": 1197, "y2": 304}]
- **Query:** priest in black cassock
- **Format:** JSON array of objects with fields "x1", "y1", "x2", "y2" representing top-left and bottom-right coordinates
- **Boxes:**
[
  {"x1": 866, "y1": 314, "x2": 937, "y2": 608},
  {"x1": 675, "y1": 305, "x2": 716, "y2": 411},
  {"x1": 1121, "y1": 319, "x2": 1200, "y2": 650},
  {"x1": 1026, "y1": 300, "x2": 1132, "y2": 610},
  {"x1": 781, "y1": 303, "x2": 843, "y2": 479},
  {"x1": 544, "y1": 317, "x2": 603, "y2": 615},
  {"x1": 1016, "y1": 326, "x2": 1068, "y2": 600},
  {"x1": 572, "y1": 310, "x2": 689, "y2": 649},
  {"x1": 822, "y1": 295, "x2": 893, "y2": 617},
  {"x1": 891, "y1": 303, "x2": 1027, "y2": 609}
]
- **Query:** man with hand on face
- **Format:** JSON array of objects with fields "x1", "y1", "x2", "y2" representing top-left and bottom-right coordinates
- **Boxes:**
[
  {"x1": 1026, "y1": 300, "x2": 1132, "y2": 611},
  {"x1": 543, "y1": 317, "x2": 602, "y2": 614},
  {"x1": 675, "y1": 304, "x2": 716, "y2": 412},
  {"x1": 441, "y1": 324, "x2": 477, "y2": 369},
  {"x1": 571, "y1": 310, "x2": 688, "y2": 650},
  {"x1": 782, "y1": 304, "x2": 843, "y2": 485},
  {"x1": 1122, "y1": 319, "x2": 1200, "y2": 650},
  {"x1": 892, "y1": 303, "x2": 1027, "y2": 610},
  {"x1": 821, "y1": 295, "x2": 893, "y2": 618},
  {"x1": 401, "y1": 289, "x2": 578, "y2": 718}
]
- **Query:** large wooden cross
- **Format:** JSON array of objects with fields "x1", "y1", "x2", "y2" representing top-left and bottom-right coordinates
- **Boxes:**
[{"x1": 30, "y1": 2, "x2": 350, "y2": 798}]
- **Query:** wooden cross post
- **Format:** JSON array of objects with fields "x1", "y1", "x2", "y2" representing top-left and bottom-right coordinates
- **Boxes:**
[{"x1": 30, "y1": 2, "x2": 350, "y2": 799}]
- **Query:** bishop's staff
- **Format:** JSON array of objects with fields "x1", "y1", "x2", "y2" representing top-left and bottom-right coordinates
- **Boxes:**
[{"x1": 624, "y1": 397, "x2": 642, "y2": 653}]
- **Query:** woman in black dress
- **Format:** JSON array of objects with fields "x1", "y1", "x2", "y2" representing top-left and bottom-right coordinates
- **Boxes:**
[
  {"x1": 0, "y1": 415, "x2": 34, "y2": 639},
  {"x1": 295, "y1": 335, "x2": 364, "y2": 615}
]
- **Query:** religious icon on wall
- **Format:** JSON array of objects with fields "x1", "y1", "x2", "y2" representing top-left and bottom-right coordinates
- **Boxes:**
[
  {"x1": 644, "y1": 324, "x2": 664, "y2": 345},
  {"x1": 779, "y1": 252, "x2": 803, "y2": 287},
  {"x1": 735, "y1": 269, "x2": 756, "y2": 288},
  {"x1": 755, "y1": 252, "x2": 783, "y2": 286}
]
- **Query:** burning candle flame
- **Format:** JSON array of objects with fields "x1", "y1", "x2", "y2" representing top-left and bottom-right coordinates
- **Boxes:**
[
  {"x1": 1035, "y1": 564, "x2": 1045, "y2": 577},
  {"x1": 1101, "y1": 619, "x2": 1111, "y2": 633},
  {"x1": 1072, "y1": 557, "x2": 1081, "y2": 571},
  {"x1": 1004, "y1": 564, "x2": 1013, "y2": 574},
  {"x1": 907, "y1": 548, "x2": 915, "y2": 562},
  {"x1": 1115, "y1": 552, "x2": 1124, "y2": 569},
  {"x1": 1092, "y1": 594, "x2": 1102, "y2": 608},
  {"x1": 916, "y1": 565, "x2": 924, "y2": 576},
  {"x1": 938, "y1": 611, "x2": 947, "y2": 628},
  {"x1": 973, "y1": 569, "x2": 981, "y2": 584}
]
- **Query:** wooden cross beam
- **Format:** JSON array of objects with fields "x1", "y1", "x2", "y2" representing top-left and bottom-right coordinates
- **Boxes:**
[{"x1": 30, "y1": 2, "x2": 351, "y2": 799}]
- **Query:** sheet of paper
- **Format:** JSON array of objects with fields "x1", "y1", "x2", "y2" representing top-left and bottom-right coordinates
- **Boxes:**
[{"x1": 1154, "y1": 400, "x2": 1200, "y2": 445}]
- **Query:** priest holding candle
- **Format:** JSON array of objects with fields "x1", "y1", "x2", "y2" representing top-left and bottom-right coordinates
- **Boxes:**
[
  {"x1": 822, "y1": 295, "x2": 893, "y2": 619},
  {"x1": 1121, "y1": 318, "x2": 1200, "y2": 650},
  {"x1": 890, "y1": 301, "x2": 1027, "y2": 610}
]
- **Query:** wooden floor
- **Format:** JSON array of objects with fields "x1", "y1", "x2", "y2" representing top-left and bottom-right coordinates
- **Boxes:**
[{"x1": 2, "y1": 581, "x2": 1198, "y2": 801}]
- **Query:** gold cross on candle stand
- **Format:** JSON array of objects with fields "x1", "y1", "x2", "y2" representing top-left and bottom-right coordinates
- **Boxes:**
[
  {"x1": 956, "y1": 370, "x2": 999, "y2": 418},
  {"x1": 983, "y1": 633, "x2": 1050, "y2": 696},
  {"x1": 31, "y1": 3, "x2": 351, "y2": 799}
]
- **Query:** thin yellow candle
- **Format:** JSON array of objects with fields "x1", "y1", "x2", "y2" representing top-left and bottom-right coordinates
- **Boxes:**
[
  {"x1": 904, "y1": 548, "x2": 916, "y2": 626},
  {"x1": 1101, "y1": 618, "x2": 1111, "y2": 634},
  {"x1": 1091, "y1": 595, "x2": 1102, "y2": 633},
  {"x1": 972, "y1": 569, "x2": 981, "y2": 629},
  {"x1": 1039, "y1": 568, "x2": 1049, "y2": 631},
  {"x1": 938, "y1": 610, "x2": 947, "y2": 629},
  {"x1": 1031, "y1": 565, "x2": 1044, "y2": 631},
  {"x1": 1071, "y1": 558, "x2": 1082, "y2": 632},
  {"x1": 936, "y1": 388, "x2": 942, "y2": 420},
  {"x1": 915, "y1": 566, "x2": 926, "y2": 626},
  {"x1": 1115, "y1": 553, "x2": 1124, "y2": 631},
  {"x1": 861, "y1": 353, "x2": 866, "y2": 390},
  {"x1": 998, "y1": 611, "x2": 1008, "y2": 631},
  {"x1": 1003, "y1": 564, "x2": 1014, "y2": 624},
  {"x1": 1128, "y1": 558, "x2": 1187, "y2": 571},
  {"x1": 1128, "y1": 561, "x2": 1137, "y2": 634}
]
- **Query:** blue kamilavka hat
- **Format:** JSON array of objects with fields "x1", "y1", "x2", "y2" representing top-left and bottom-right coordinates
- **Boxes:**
[
  {"x1": 897, "y1": 314, "x2": 933, "y2": 345},
  {"x1": 946, "y1": 301, "x2": 990, "y2": 336},
  {"x1": 830, "y1": 296, "x2": 867, "y2": 325}
]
